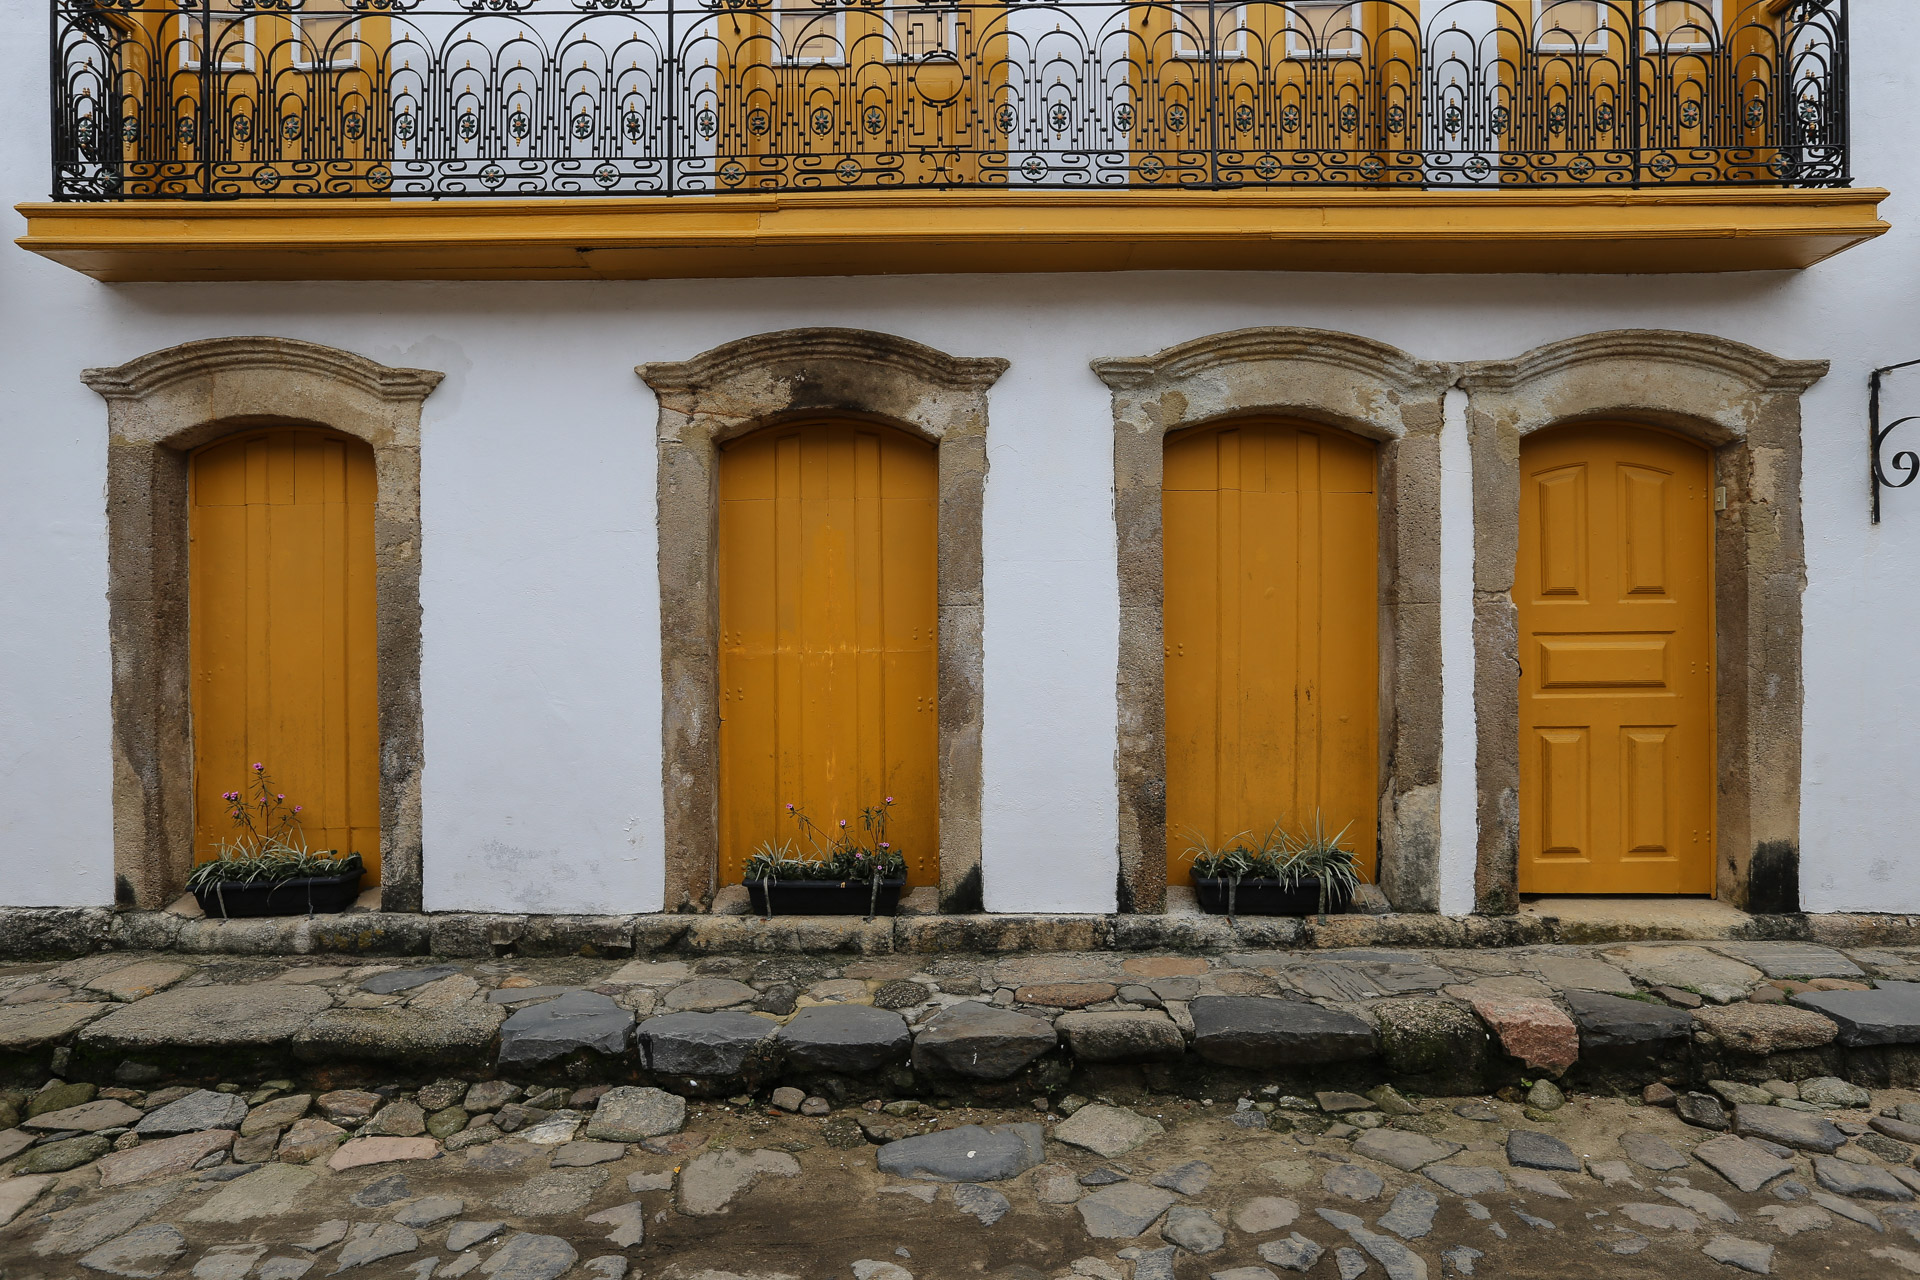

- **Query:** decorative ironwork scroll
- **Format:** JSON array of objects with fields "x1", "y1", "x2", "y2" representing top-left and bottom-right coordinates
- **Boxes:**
[
  {"x1": 1870, "y1": 356, "x2": 1920, "y2": 524},
  {"x1": 50, "y1": 0, "x2": 1849, "y2": 200}
]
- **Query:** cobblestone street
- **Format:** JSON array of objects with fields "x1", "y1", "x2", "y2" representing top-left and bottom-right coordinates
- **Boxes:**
[{"x1": 4, "y1": 941, "x2": 1920, "y2": 1277}]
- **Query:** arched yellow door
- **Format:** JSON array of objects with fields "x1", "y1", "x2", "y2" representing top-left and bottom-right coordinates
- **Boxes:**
[
  {"x1": 1516, "y1": 423, "x2": 1714, "y2": 895},
  {"x1": 718, "y1": 420, "x2": 938, "y2": 885},
  {"x1": 189, "y1": 429, "x2": 380, "y2": 884},
  {"x1": 1162, "y1": 418, "x2": 1378, "y2": 883}
]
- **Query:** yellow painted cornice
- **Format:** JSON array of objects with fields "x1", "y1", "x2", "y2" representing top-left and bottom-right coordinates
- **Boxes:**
[{"x1": 14, "y1": 187, "x2": 1889, "y2": 281}]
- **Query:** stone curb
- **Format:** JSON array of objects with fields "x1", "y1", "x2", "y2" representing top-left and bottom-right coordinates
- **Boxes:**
[{"x1": 1, "y1": 906, "x2": 1918, "y2": 961}]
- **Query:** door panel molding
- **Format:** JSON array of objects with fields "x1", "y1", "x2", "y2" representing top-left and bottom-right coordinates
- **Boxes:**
[
  {"x1": 84, "y1": 337, "x2": 441, "y2": 910},
  {"x1": 1460, "y1": 330, "x2": 1826, "y2": 913},
  {"x1": 1095, "y1": 327, "x2": 1453, "y2": 913},
  {"x1": 642, "y1": 329, "x2": 1006, "y2": 913}
]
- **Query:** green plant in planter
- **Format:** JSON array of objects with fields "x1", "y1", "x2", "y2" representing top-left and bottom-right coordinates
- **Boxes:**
[
  {"x1": 185, "y1": 763, "x2": 363, "y2": 890},
  {"x1": 744, "y1": 798, "x2": 909, "y2": 919},
  {"x1": 1181, "y1": 811, "x2": 1364, "y2": 918}
]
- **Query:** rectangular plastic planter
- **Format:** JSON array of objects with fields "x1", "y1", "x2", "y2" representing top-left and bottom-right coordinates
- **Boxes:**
[
  {"x1": 746, "y1": 878, "x2": 906, "y2": 917},
  {"x1": 1191, "y1": 875, "x2": 1353, "y2": 917},
  {"x1": 192, "y1": 869, "x2": 364, "y2": 919}
]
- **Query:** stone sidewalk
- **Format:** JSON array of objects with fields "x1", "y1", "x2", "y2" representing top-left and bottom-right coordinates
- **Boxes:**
[{"x1": 0, "y1": 940, "x2": 1917, "y2": 1109}]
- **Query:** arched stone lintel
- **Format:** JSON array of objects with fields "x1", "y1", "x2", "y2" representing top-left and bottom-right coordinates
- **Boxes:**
[
  {"x1": 1095, "y1": 326, "x2": 1454, "y2": 917},
  {"x1": 1460, "y1": 328, "x2": 1825, "y2": 916},
  {"x1": 641, "y1": 328, "x2": 1003, "y2": 914},
  {"x1": 86, "y1": 336, "x2": 439, "y2": 912}
]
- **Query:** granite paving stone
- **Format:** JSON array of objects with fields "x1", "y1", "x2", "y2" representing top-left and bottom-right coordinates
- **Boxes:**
[
  {"x1": 75, "y1": 1223, "x2": 188, "y2": 1279},
  {"x1": 79, "y1": 984, "x2": 332, "y2": 1053},
  {"x1": 1564, "y1": 990, "x2": 1695, "y2": 1059},
  {"x1": 1234, "y1": 1198, "x2": 1300, "y2": 1234},
  {"x1": 497, "y1": 991, "x2": 632, "y2": 1068},
  {"x1": 393, "y1": 1196, "x2": 464, "y2": 1227},
  {"x1": 1813, "y1": 1156, "x2": 1914, "y2": 1201},
  {"x1": 1677, "y1": 1092, "x2": 1731, "y2": 1130},
  {"x1": 1506, "y1": 1130, "x2": 1581, "y2": 1172},
  {"x1": 21, "y1": 1098, "x2": 142, "y2": 1132},
  {"x1": 360, "y1": 966, "x2": 459, "y2": 995},
  {"x1": 1798, "y1": 1076, "x2": 1872, "y2": 1108},
  {"x1": 1257, "y1": 1234, "x2": 1325, "y2": 1272},
  {"x1": 876, "y1": 1124, "x2": 1045, "y2": 1181},
  {"x1": 1602, "y1": 945, "x2": 1762, "y2": 1003},
  {"x1": 98, "y1": 1129, "x2": 235, "y2": 1186},
  {"x1": 1459, "y1": 991, "x2": 1578, "y2": 1073},
  {"x1": 1702, "y1": 1235, "x2": 1775, "y2": 1275},
  {"x1": 1149, "y1": 1160, "x2": 1212, "y2": 1195},
  {"x1": 1421, "y1": 1163, "x2": 1507, "y2": 1196},
  {"x1": 1350, "y1": 1129, "x2": 1461, "y2": 1172},
  {"x1": 135, "y1": 1088, "x2": 249, "y2": 1136},
  {"x1": 637, "y1": 1011, "x2": 780, "y2": 1077},
  {"x1": 775, "y1": 1004, "x2": 911, "y2": 1072},
  {"x1": 1322, "y1": 1165, "x2": 1385, "y2": 1202},
  {"x1": 909, "y1": 1002, "x2": 1058, "y2": 1079},
  {"x1": 1789, "y1": 983, "x2": 1920, "y2": 1048},
  {"x1": 1662, "y1": 1185, "x2": 1741, "y2": 1223},
  {"x1": 952, "y1": 1183, "x2": 1011, "y2": 1226},
  {"x1": 1077, "y1": 1183, "x2": 1177, "y2": 1238},
  {"x1": 1161, "y1": 1205, "x2": 1225, "y2": 1253},
  {"x1": 334, "y1": 1223, "x2": 418, "y2": 1270},
  {"x1": 184, "y1": 1164, "x2": 324, "y2": 1223},
  {"x1": 446, "y1": 1222, "x2": 506, "y2": 1252},
  {"x1": 1693, "y1": 1134, "x2": 1795, "y2": 1192},
  {"x1": 190, "y1": 1243, "x2": 268, "y2": 1280},
  {"x1": 1056, "y1": 1010, "x2": 1186, "y2": 1062},
  {"x1": 1053, "y1": 1104, "x2": 1164, "y2": 1158},
  {"x1": 1709, "y1": 943, "x2": 1864, "y2": 980},
  {"x1": 1620, "y1": 1132, "x2": 1692, "y2": 1171},
  {"x1": 1810, "y1": 1190, "x2": 1884, "y2": 1230},
  {"x1": 1188, "y1": 996, "x2": 1377, "y2": 1067},
  {"x1": 1733, "y1": 1104, "x2": 1846, "y2": 1154},
  {"x1": 1375, "y1": 1187, "x2": 1438, "y2": 1240},
  {"x1": 17, "y1": 1133, "x2": 110, "y2": 1173},
  {"x1": 1334, "y1": 1246, "x2": 1368, "y2": 1279},
  {"x1": 583, "y1": 1202, "x2": 647, "y2": 1248},
  {"x1": 677, "y1": 1149, "x2": 799, "y2": 1215},
  {"x1": 1507, "y1": 1168, "x2": 1572, "y2": 1199},
  {"x1": 477, "y1": 1233, "x2": 577, "y2": 1280}
]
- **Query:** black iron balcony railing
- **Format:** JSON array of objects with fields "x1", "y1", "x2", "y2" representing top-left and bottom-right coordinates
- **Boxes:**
[{"x1": 50, "y1": 0, "x2": 1848, "y2": 200}]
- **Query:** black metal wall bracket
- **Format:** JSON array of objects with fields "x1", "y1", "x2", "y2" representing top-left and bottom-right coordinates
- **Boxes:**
[{"x1": 1870, "y1": 358, "x2": 1920, "y2": 524}]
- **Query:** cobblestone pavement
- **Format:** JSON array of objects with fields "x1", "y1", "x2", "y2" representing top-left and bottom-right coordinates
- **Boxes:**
[
  {"x1": 4, "y1": 1082, "x2": 1920, "y2": 1278},
  {"x1": 3, "y1": 943, "x2": 1920, "y2": 1276}
]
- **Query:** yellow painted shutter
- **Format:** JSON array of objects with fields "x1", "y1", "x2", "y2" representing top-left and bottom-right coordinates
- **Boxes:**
[
  {"x1": 718, "y1": 420, "x2": 939, "y2": 885},
  {"x1": 1516, "y1": 423, "x2": 1714, "y2": 894},
  {"x1": 1162, "y1": 418, "x2": 1378, "y2": 883},
  {"x1": 190, "y1": 430, "x2": 380, "y2": 883}
]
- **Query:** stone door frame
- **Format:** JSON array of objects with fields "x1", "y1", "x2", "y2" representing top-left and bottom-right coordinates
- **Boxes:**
[
  {"x1": 640, "y1": 328, "x2": 1008, "y2": 913},
  {"x1": 1458, "y1": 330, "x2": 1826, "y2": 914},
  {"x1": 1093, "y1": 328, "x2": 1454, "y2": 914},
  {"x1": 83, "y1": 337, "x2": 442, "y2": 911}
]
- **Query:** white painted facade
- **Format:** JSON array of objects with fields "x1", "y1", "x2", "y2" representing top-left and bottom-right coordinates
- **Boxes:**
[{"x1": 3, "y1": 4, "x2": 1916, "y2": 917}]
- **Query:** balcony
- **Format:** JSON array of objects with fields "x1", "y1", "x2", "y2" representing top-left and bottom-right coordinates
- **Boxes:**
[{"x1": 17, "y1": 0, "x2": 1886, "y2": 280}]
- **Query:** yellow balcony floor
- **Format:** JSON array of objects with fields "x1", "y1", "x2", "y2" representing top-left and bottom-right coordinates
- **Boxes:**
[{"x1": 15, "y1": 187, "x2": 1888, "y2": 282}]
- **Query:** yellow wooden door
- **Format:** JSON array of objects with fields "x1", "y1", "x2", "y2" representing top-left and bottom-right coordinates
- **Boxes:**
[
  {"x1": 718, "y1": 420, "x2": 938, "y2": 885},
  {"x1": 1516, "y1": 423, "x2": 1714, "y2": 895},
  {"x1": 189, "y1": 430, "x2": 380, "y2": 884},
  {"x1": 1162, "y1": 418, "x2": 1378, "y2": 883}
]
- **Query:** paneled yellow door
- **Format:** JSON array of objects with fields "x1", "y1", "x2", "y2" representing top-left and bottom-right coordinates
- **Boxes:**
[
  {"x1": 1516, "y1": 424, "x2": 1714, "y2": 895},
  {"x1": 1163, "y1": 419, "x2": 1378, "y2": 884},
  {"x1": 189, "y1": 430, "x2": 380, "y2": 884},
  {"x1": 718, "y1": 420, "x2": 938, "y2": 886}
]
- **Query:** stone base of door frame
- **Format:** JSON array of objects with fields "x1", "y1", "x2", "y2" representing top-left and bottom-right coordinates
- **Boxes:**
[{"x1": 4, "y1": 904, "x2": 1919, "y2": 961}]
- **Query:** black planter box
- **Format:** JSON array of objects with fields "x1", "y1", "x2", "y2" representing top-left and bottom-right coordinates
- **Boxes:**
[
  {"x1": 747, "y1": 877, "x2": 906, "y2": 917},
  {"x1": 1191, "y1": 875, "x2": 1354, "y2": 917},
  {"x1": 192, "y1": 869, "x2": 364, "y2": 919}
]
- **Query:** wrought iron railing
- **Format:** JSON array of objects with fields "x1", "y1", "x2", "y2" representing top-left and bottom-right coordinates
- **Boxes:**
[{"x1": 50, "y1": 0, "x2": 1849, "y2": 199}]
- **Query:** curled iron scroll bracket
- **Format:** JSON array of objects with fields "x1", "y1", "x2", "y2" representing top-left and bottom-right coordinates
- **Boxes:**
[{"x1": 1870, "y1": 357, "x2": 1920, "y2": 524}]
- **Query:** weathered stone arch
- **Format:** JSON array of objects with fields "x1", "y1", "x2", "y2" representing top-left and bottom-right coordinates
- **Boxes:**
[
  {"x1": 83, "y1": 337, "x2": 442, "y2": 910},
  {"x1": 1459, "y1": 330, "x2": 1827, "y2": 914},
  {"x1": 640, "y1": 328, "x2": 1007, "y2": 913},
  {"x1": 1093, "y1": 328, "x2": 1455, "y2": 914}
]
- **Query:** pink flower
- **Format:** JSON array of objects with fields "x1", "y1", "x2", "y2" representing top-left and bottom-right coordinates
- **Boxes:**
[
  {"x1": 839, "y1": 819, "x2": 847, "y2": 829},
  {"x1": 879, "y1": 842, "x2": 890, "y2": 849},
  {"x1": 293, "y1": 805, "x2": 303, "y2": 813},
  {"x1": 885, "y1": 796, "x2": 894, "y2": 804},
  {"x1": 253, "y1": 763, "x2": 263, "y2": 771},
  {"x1": 276, "y1": 793, "x2": 284, "y2": 801},
  {"x1": 785, "y1": 803, "x2": 795, "y2": 813}
]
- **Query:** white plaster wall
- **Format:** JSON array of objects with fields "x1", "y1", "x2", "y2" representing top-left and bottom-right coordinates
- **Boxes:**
[{"x1": 3, "y1": 3, "x2": 1918, "y2": 913}]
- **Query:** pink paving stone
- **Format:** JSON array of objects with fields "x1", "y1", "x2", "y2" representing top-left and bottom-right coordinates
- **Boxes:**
[
  {"x1": 97, "y1": 1129, "x2": 235, "y2": 1187},
  {"x1": 1465, "y1": 991, "x2": 1579, "y2": 1074},
  {"x1": 326, "y1": 1136, "x2": 440, "y2": 1172}
]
